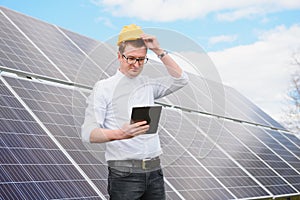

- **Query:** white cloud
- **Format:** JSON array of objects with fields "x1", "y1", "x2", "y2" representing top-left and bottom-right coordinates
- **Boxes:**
[
  {"x1": 208, "y1": 24, "x2": 300, "y2": 121},
  {"x1": 208, "y1": 35, "x2": 237, "y2": 45},
  {"x1": 216, "y1": 7, "x2": 265, "y2": 21},
  {"x1": 91, "y1": 0, "x2": 300, "y2": 22}
]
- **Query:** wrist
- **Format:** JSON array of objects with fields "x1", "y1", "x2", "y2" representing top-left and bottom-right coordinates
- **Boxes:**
[
  {"x1": 108, "y1": 129, "x2": 122, "y2": 141},
  {"x1": 157, "y1": 50, "x2": 168, "y2": 59}
]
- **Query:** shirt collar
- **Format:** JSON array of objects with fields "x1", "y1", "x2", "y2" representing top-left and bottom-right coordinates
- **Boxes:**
[{"x1": 116, "y1": 68, "x2": 139, "y2": 80}]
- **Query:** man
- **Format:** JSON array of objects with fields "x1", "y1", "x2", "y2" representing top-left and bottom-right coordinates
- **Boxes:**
[{"x1": 81, "y1": 24, "x2": 188, "y2": 200}]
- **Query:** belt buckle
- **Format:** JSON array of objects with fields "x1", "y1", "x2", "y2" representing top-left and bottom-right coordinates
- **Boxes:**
[{"x1": 142, "y1": 158, "x2": 151, "y2": 170}]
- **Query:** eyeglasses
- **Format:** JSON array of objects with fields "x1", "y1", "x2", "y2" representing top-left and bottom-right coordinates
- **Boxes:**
[{"x1": 122, "y1": 54, "x2": 148, "y2": 65}]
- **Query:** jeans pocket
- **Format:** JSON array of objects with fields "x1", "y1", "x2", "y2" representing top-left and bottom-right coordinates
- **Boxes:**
[{"x1": 109, "y1": 167, "x2": 132, "y2": 179}]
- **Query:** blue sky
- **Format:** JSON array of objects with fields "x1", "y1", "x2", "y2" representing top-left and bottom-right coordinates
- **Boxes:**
[
  {"x1": 2, "y1": 0, "x2": 299, "y2": 51},
  {"x1": 1, "y1": 0, "x2": 300, "y2": 125}
]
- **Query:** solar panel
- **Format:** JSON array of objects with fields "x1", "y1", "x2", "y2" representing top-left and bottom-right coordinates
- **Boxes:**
[
  {"x1": 158, "y1": 112, "x2": 232, "y2": 199},
  {"x1": 60, "y1": 28, "x2": 118, "y2": 78},
  {"x1": 274, "y1": 132, "x2": 300, "y2": 159},
  {"x1": 0, "y1": 9, "x2": 68, "y2": 81},
  {"x1": 152, "y1": 70, "x2": 285, "y2": 131},
  {"x1": 243, "y1": 126, "x2": 300, "y2": 190},
  {"x1": 1, "y1": 7, "x2": 104, "y2": 87},
  {"x1": 224, "y1": 86, "x2": 286, "y2": 130},
  {"x1": 0, "y1": 76, "x2": 103, "y2": 199},
  {"x1": 161, "y1": 108, "x2": 271, "y2": 199},
  {"x1": 283, "y1": 133, "x2": 300, "y2": 150},
  {"x1": 222, "y1": 120, "x2": 300, "y2": 195},
  {"x1": 258, "y1": 130, "x2": 300, "y2": 166},
  {"x1": 60, "y1": 28, "x2": 100, "y2": 56},
  {"x1": 154, "y1": 72, "x2": 224, "y2": 115},
  {"x1": 1, "y1": 6, "x2": 300, "y2": 200},
  {"x1": 187, "y1": 113, "x2": 299, "y2": 196},
  {"x1": 2, "y1": 75, "x2": 109, "y2": 198},
  {"x1": 160, "y1": 128, "x2": 235, "y2": 200}
]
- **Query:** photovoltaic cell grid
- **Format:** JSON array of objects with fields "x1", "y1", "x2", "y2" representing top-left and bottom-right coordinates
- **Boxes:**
[
  {"x1": 224, "y1": 86, "x2": 285, "y2": 130},
  {"x1": 282, "y1": 133, "x2": 300, "y2": 155},
  {"x1": 159, "y1": 127, "x2": 234, "y2": 200},
  {"x1": 0, "y1": 10, "x2": 67, "y2": 81},
  {"x1": 157, "y1": 72, "x2": 286, "y2": 131},
  {"x1": 244, "y1": 126, "x2": 300, "y2": 190},
  {"x1": 0, "y1": 77, "x2": 102, "y2": 199},
  {"x1": 154, "y1": 72, "x2": 218, "y2": 114},
  {"x1": 207, "y1": 117, "x2": 299, "y2": 195},
  {"x1": 59, "y1": 28, "x2": 100, "y2": 56},
  {"x1": 160, "y1": 108, "x2": 270, "y2": 199},
  {"x1": 164, "y1": 184, "x2": 183, "y2": 200},
  {"x1": 2, "y1": 75, "x2": 109, "y2": 198},
  {"x1": 61, "y1": 28, "x2": 118, "y2": 79},
  {"x1": 151, "y1": 66, "x2": 286, "y2": 133},
  {"x1": 271, "y1": 131, "x2": 300, "y2": 159},
  {"x1": 1, "y1": 7, "x2": 104, "y2": 87}
]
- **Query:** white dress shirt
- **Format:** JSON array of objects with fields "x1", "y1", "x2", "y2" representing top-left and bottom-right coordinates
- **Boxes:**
[{"x1": 81, "y1": 69, "x2": 188, "y2": 161}]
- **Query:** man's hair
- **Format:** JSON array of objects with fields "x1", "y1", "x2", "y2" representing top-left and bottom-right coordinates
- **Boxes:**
[{"x1": 118, "y1": 39, "x2": 147, "y2": 54}]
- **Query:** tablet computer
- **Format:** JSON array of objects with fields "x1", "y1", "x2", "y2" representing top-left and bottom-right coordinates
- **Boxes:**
[{"x1": 130, "y1": 105, "x2": 162, "y2": 134}]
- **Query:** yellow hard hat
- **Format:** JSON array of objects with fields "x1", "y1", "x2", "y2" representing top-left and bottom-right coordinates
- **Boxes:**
[{"x1": 117, "y1": 24, "x2": 144, "y2": 46}]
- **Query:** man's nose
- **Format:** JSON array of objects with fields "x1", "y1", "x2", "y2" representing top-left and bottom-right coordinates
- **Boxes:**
[{"x1": 133, "y1": 61, "x2": 142, "y2": 68}]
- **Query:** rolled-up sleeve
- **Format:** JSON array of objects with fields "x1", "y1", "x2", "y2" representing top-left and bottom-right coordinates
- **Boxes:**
[{"x1": 81, "y1": 82, "x2": 106, "y2": 143}]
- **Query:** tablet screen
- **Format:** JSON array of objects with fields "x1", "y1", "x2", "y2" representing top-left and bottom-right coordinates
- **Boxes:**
[{"x1": 130, "y1": 106, "x2": 162, "y2": 134}]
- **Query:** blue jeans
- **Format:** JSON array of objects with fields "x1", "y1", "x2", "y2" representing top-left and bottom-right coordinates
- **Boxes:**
[{"x1": 108, "y1": 167, "x2": 166, "y2": 200}]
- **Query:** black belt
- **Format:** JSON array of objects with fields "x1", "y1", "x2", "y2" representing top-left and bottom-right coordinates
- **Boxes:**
[{"x1": 108, "y1": 156, "x2": 160, "y2": 170}]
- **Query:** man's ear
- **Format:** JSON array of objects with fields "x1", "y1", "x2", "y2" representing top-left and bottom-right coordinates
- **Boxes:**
[{"x1": 117, "y1": 51, "x2": 122, "y2": 61}]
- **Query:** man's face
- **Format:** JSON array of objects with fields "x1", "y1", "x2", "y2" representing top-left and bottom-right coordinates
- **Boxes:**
[{"x1": 118, "y1": 44, "x2": 147, "y2": 78}]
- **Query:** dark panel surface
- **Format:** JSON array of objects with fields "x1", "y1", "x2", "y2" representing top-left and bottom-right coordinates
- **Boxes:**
[
  {"x1": 3, "y1": 75, "x2": 108, "y2": 198},
  {"x1": 1, "y1": 7, "x2": 103, "y2": 87},
  {"x1": 0, "y1": 77, "x2": 101, "y2": 199},
  {"x1": 161, "y1": 109, "x2": 270, "y2": 199},
  {"x1": 0, "y1": 9, "x2": 67, "y2": 81}
]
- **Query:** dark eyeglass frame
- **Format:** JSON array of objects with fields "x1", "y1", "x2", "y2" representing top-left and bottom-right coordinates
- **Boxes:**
[{"x1": 122, "y1": 54, "x2": 148, "y2": 65}]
